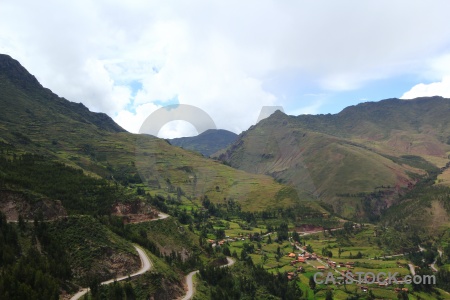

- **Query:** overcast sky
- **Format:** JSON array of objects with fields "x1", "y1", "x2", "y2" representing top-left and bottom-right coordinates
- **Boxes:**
[{"x1": 1, "y1": 1, "x2": 450, "y2": 138}]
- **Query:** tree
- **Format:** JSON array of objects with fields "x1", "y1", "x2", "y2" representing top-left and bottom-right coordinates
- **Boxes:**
[
  {"x1": 277, "y1": 223, "x2": 289, "y2": 241},
  {"x1": 216, "y1": 229, "x2": 225, "y2": 240},
  {"x1": 18, "y1": 215, "x2": 26, "y2": 231},
  {"x1": 275, "y1": 253, "x2": 282, "y2": 262},
  {"x1": 124, "y1": 282, "x2": 136, "y2": 300},
  {"x1": 309, "y1": 275, "x2": 316, "y2": 290},
  {"x1": 325, "y1": 289, "x2": 333, "y2": 300},
  {"x1": 437, "y1": 255, "x2": 443, "y2": 266},
  {"x1": 262, "y1": 253, "x2": 268, "y2": 265},
  {"x1": 88, "y1": 275, "x2": 101, "y2": 298},
  {"x1": 136, "y1": 187, "x2": 145, "y2": 195},
  {"x1": 344, "y1": 221, "x2": 354, "y2": 233},
  {"x1": 222, "y1": 246, "x2": 231, "y2": 256},
  {"x1": 241, "y1": 249, "x2": 248, "y2": 261},
  {"x1": 292, "y1": 231, "x2": 300, "y2": 243}
]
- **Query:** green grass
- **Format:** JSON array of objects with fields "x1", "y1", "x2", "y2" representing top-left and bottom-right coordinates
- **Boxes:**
[{"x1": 224, "y1": 220, "x2": 266, "y2": 237}]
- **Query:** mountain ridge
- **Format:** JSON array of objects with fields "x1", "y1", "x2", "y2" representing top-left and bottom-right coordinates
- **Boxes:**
[
  {"x1": 217, "y1": 96, "x2": 450, "y2": 219},
  {"x1": 168, "y1": 129, "x2": 238, "y2": 156},
  {"x1": 0, "y1": 53, "x2": 126, "y2": 134},
  {"x1": 0, "y1": 54, "x2": 306, "y2": 212}
]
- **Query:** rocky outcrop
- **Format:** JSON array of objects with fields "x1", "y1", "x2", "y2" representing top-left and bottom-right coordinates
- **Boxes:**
[{"x1": 0, "y1": 190, "x2": 67, "y2": 221}]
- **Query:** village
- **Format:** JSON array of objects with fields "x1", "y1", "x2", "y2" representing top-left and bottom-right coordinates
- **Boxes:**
[{"x1": 204, "y1": 222, "x2": 435, "y2": 299}]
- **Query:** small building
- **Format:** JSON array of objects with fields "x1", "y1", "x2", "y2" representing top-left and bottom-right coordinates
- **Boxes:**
[{"x1": 287, "y1": 272, "x2": 296, "y2": 281}]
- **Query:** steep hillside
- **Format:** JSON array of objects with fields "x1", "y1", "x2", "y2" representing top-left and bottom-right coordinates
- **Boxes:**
[
  {"x1": 169, "y1": 129, "x2": 237, "y2": 156},
  {"x1": 217, "y1": 98, "x2": 450, "y2": 218},
  {"x1": 0, "y1": 54, "x2": 307, "y2": 213},
  {"x1": 0, "y1": 54, "x2": 125, "y2": 134},
  {"x1": 0, "y1": 54, "x2": 313, "y2": 299},
  {"x1": 47, "y1": 216, "x2": 141, "y2": 284},
  {"x1": 0, "y1": 54, "x2": 338, "y2": 300},
  {"x1": 381, "y1": 164, "x2": 450, "y2": 238}
]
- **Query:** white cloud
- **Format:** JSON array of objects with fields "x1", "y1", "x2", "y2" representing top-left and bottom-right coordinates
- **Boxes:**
[
  {"x1": 401, "y1": 54, "x2": 450, "y2": 99},
  {"x1": 401, "y1": 76, "x2": 450, "y2": 99},
  {"x1": 2, "y1": 0, "x2": 450, "y2": 134},
  {"x1": 158, "y1": 121, "x2": 198, "y2": 139},
  {"x1": 114, "y1": 102, "x2": 161, "y2": 133}
]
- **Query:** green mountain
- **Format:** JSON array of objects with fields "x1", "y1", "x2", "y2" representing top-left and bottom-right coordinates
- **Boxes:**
[
  {"x1": 0, "y1": 55, "x2": 126, "y2": 134},
  {"x1": 168, "y1": 129, "x2": 237, "y2": 156},
  {"x1": 0, "y1": 54, "x2": 308, "y2": 213},
  {"x1": 0, "y1": 53, "x2": 318, "y2": 298},
  {"x1": 216, "y1": 98, "x2": 450, "y2": 219},
  {"x1": 3, "y1": 54, "x2": 450, "y2": 300}
]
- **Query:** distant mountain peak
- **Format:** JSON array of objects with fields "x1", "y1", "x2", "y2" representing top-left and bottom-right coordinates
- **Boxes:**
[
  {"x1": 169, "y1": 129, "x2": 238, "y2": 156},
  {"x1": 271, "y1": 109, "x2": 286, "y2": 117},
  {"x1": 0, "y1": 54, "x2": 43, "y2": 91},
  {"x1": 0, "y1": 54, "x2": 126, "y2": 133}
]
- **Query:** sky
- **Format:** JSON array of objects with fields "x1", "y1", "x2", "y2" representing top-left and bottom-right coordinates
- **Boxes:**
[{"x1": 1, "y1": 1, "x2": 450, "y2": 138}]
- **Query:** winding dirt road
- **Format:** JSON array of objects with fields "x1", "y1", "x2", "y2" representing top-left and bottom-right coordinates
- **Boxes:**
[
  {"x1": 180, "y1": 257, "x2": 235, "y2": 300},
  {"x1": 69, "y1": 213, "x2": 169, "y2": 300},
  {"x1": 70, "y1": 245, "x2": 152, "y2": 300}
]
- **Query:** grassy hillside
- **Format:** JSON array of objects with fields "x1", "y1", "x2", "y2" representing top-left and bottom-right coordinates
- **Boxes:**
[
  {"x1": 217, "y1": 99, "x2": 450, "y2": 218},
  {"x1": 0, "y1": 54, "x2": 307, "y2": 213},
  {"x1": 381, "y1": 168, "x2": 450, "y2": 237},
  {"x1": 0, "y1": 54, "x2": 324, "y2": 299},
  {"x1": 6, "y1": 54, "x2": 450, "y2": 299},
  {"x1": 217, "y1": 113, "x2": 415, "y2": 215}
]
